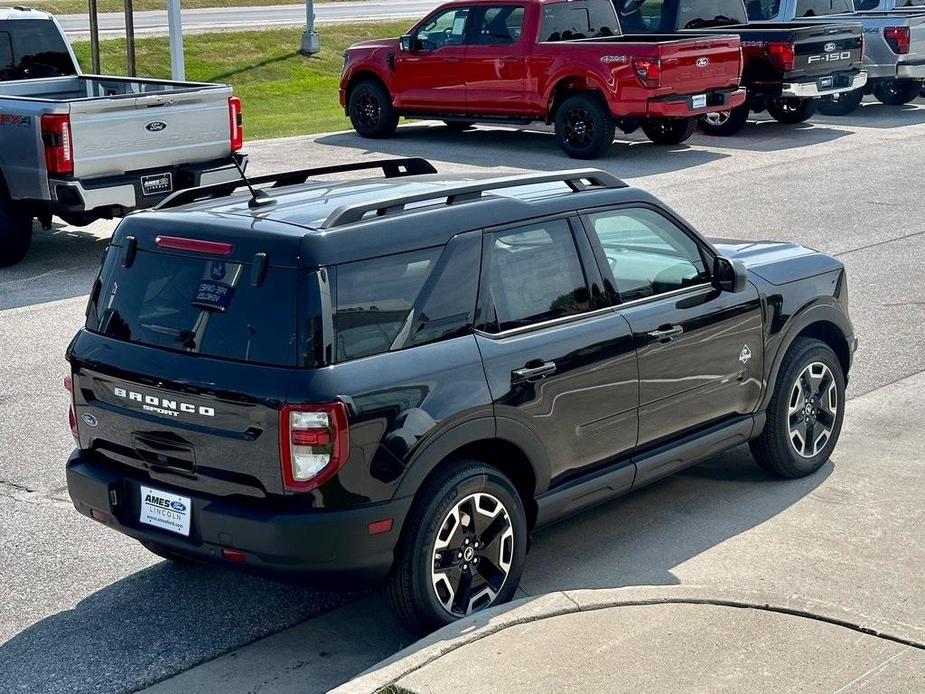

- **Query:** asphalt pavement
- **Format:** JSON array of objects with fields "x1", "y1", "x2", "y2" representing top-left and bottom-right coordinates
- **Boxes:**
[
  {"x1": 57, "y1": 0, "x2": 442, "y2": 38},
  {"x1": 1, "y1": 100, "x2": 924, "y2": 693}
]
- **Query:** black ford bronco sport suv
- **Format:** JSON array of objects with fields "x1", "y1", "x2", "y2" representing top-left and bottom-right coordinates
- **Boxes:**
[{"x1": 66, "y1": 158, "x2": 856, "y2": 635}]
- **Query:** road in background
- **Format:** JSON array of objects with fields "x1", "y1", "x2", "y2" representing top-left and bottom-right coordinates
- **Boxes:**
[
  {"x1": 1, "y1": 100, "x2": 924, "y2": 692},
  {"x1": 58, "y1": 0, "x2": 441, "y2": 38}
]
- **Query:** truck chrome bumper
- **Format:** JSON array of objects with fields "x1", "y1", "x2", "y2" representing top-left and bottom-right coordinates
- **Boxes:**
[
  {"x1": 781, "y1": 71, "x2": 867, "y2": 98},
  {"x1": 49, "y1": 154, "x2": 246, "y2": 219},
  {"x1": 896, "y1": 64, "x2": 925, "y2": 80}
]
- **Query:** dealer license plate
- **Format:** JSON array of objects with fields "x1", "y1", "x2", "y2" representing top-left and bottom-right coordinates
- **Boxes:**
[
  {"x1": 141, "y1": 172, "x2": 174, "y2": 197},
  {"x1": 818, "y1": 76, "x2": 834, "y2": 90},
  {"x1": 691, "y1": 94, "x2": 707, "y2": 109},
  {"x1": 139, "y1": 485, "x2": 191, "y2": 536}
]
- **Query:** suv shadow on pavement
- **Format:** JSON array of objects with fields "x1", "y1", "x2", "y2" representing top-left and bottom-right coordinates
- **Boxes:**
[
  {"x1": 0, "y1": 448, "x2": 828, "y2": 694},
  {"x1": 688, "y1": 122, "x2": 852, "y2": 153},
  {"x1": 315, "y1": 124, "x2": 730, "y2": 179}
]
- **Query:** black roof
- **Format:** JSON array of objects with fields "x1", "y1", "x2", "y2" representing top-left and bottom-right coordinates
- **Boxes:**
[{"x1": 116, "y1": 159, "x2": 662, "y2": 267}]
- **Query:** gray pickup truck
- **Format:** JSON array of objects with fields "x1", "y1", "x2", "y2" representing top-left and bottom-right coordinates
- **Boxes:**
[
  {"x1": 747, "y1": 0, "x2": 925, "y2": 114},
  {"x1": 0, "y1": 7, "x2": 245, "y2": 266}
]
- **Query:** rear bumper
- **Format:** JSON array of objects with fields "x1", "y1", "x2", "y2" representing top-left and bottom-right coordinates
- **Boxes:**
[
  {"x1": 781, "y1": 70, "x2": 867, "y2": 98},
  {"x1": 48, "y1": 154, "x2": 247, "y2": 221},
  {"x1": 641, "y1": 87, "x2": 747, "y2": 118},
  {"x1": 66, "y1": 450, "x2": 410, "y2": 588},
  {"x1": 896, "y1": 63, "x2": 925, "y2": 80}
]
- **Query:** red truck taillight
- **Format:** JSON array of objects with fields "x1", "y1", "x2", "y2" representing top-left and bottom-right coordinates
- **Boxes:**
[
  {"x1": 279, "y1": 403, "x2": 350, "y2": 492},
  {"x1": 228, "y1": 96, "x2": 244, "y2": 152},
  {"x1": 767, "y1": 42, "x2": 795, "y2": 73},
  {"x1": 632, "y1": 57, "x2": 661, "y2": 88},
  {"x1": 41, "y1": 114, "x2": 73, "y2": 176},
  {"x1": 65, "y1": 375, "x2": 78, "y2": 444},
  {"x1": 884, "y1": 27, "x2": 910, "y2": 55}
]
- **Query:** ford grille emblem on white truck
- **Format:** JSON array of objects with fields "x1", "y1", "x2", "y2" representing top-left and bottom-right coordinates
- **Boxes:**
[
  {"x1": 145, "y1": 121, "x2": 168, "y2": 132},
  {"x1": 696, "y1": 57, "x2": 710, "y2": 68},
  {"x1": 114, "y1": 387, "x2": 215, "y2": 418}
]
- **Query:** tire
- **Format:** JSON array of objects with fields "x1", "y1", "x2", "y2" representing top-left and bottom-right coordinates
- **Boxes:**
[
  {"x1": 872, "y1": 79, "x2": 921, "y2": 106},
  {"x1": 765, "y1": 97, "x2": 817, "y2": 124},
  {"x1": 444, "y1": 120, "x2": 475, "y2": 130},
  {"x1": 0, "y1": 193, "x2": 33, "y2": 267},
  {"x1": 749, "y1": 337, "x2": 846, "y2": 479},
  {"x1": 641, "y1": 117, "x2": 697, "y2": 145},
  {"x1": 348, "y1": 79, "x2": 399, "y2": 139},
  {"x1": 818, "y1": 88, "x2": 864, "y2": 116},
  {"x1": 698, "y1": 104, "x2": 750, "y2": 136},
  {"x1": 554, "y1": 93, "x2": 616, "y2": 159},
  {"x1": 385, "y1": 461, "x2": 528, "y2": 636}
]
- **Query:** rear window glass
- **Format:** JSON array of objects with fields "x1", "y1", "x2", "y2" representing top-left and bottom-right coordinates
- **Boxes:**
[
  {"x1": 793, "y1": 0, "x2": 855, "y2": 16},
  {"x1": 0, "y1": 20, "x2": 76, "y2": 81},
  {"x1": 86, "y1": 249, "x2": 298, "y2": 367},
  {"x1": 541, "y1": 0, "x2": 619, "y2": 41},
  {"x1": 614, "y1": 0, "x2": 746, "y2": 32}
]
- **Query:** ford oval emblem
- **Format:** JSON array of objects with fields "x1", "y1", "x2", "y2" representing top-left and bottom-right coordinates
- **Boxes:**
[
  {"x1": 170, "y1": 501, "x2": 187, "y2": 512},
  {"x1": 82, "y1": 413, "x2": 98, "y2": 428},
  {"x1": 824, "y1": 42, "x2": 837, "y2": 52},
  {"x1": 145, "y1": 120, "x2": 168, "y2": 132},
  {"x1": 696, "y1": 57, "x2": 710, "y2": 68}
]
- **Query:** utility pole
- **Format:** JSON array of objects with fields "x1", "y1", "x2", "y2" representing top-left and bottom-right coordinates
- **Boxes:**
[
  {"x1": 123, "y1": 0, "x2": 136, "y2": 77},
  {"x1": 88, "y1": 0, "x2": 101, "y2": 74},
  {"x1": 167, "y1": 0, "x2": 185, "y2": 80},
  {"x1": 300, "y1": 0, "x2": 320, "y2": 55}
]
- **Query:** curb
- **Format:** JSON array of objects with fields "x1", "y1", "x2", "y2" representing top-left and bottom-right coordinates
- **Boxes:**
[{"x1": 330, "y1": 585, "x2": 925, "y2": 694}]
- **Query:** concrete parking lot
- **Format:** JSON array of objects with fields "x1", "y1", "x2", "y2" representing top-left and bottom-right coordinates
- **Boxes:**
[{"x1": 1, "y1": 99, "x2": 923, "y2": 693}]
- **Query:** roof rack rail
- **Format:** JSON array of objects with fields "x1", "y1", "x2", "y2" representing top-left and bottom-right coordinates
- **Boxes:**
[
  {"x1": 321, "y1": 169, "x2": 625, "y2": 229},
  {"x1": 154, "y1": 157, "x2": 437, "y2": 211}
]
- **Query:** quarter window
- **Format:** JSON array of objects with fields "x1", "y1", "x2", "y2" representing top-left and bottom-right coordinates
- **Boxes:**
[
  {"x1": 586, "y1": 208, "x2": 710, "y2": 303},
  {"x1": 479, "y1": 219, "x2": 590, "y2": 333}
]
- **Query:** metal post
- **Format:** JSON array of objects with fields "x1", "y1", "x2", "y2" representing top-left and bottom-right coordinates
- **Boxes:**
[
  {"x1": 167, "y1": 0, "x2": 185, "y2": 80},
  {"x1": 88, "y1": 0, "x2": 101, "y2": 74},
  {"x1": 300, "y1": 0, "x2": 320, "y2": 55},
  {"x1": 123, "y1": 0, "x2": 136, "y2": 77}
]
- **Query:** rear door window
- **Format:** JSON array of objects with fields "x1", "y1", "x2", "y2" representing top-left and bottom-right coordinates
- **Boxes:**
[
  {"x1": 474, "y1": 6, "x2": 526, "y2": 45},
  {"x1": 86, "y1": 249, "x2": 299, "y2": 366},
  {"x1": 541, "y1": 0, "x2": 620, "y2": 41}
]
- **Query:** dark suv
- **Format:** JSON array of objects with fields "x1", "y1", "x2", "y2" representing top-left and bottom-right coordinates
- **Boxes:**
[{"x1": 66, "y1": 158, "x2": 856, "y2": 634}]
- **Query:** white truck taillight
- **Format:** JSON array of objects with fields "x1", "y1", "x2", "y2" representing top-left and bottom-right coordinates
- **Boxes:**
[
  {"x1": 279, "y1": 403, "x2": 350, "y2": 492},
  {"x1": 41, "y1": 114, "x2": 73, "y2": 175},
  {"x1": 228, "y1": 96, "x2": 244, "y2": 152}
]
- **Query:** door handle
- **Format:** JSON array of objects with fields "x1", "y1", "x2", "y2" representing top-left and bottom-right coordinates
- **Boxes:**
[
  {"x1": 648, "y1": 325, "x2": 684, "y2": 343},
  {"x1": 445, "y1": 56, "x2": 461, "y2": 63},
  {"x1": 512, "y1": 361, "x2": 557, "y2": 384}
]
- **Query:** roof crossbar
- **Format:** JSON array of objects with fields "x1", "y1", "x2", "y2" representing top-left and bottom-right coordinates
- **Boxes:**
[
  {"x1": 320, "y1": 169, "x2": 626, "y2": 229},
  {"x1": 154, "y1": 157, "x2": 437, "y2": 211}
]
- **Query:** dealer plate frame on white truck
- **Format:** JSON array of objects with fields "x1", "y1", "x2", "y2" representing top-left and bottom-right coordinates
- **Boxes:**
[{"x1": 139, "y1": 485, "x2": 191, "y2": 536}]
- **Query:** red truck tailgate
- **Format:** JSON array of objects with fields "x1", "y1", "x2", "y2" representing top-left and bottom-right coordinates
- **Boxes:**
[{"x1": 656, "y1": 35, "x2": 743, "y2": 95}]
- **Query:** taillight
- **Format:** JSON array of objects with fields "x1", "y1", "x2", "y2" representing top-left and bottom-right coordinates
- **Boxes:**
[
  {"x1": 65, "y1": 375, "x2": 78, "y2": 444},
  {"x1": 41, "y1": 114, "x2": 73, "y2": 175},
  {"x1": 884, "y1": 27, "x2": 910, "y2": 55},
  {"x1": 279, "y1": 403, "x2": 350, "y2": 493},
  {"x1": 632, "y1": 57, "x2": 661, "y2": 88},
  {"x1": 767, "y1": 42, "x2": 795, "y2": 72},
  {"x1": 228, "y1": 96, "x2": 243, "y2": 152}
]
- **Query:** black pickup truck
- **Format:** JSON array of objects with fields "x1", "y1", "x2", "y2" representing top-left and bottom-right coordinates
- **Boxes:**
[
  {"x1": 614, "y1": 0, "x2": 866, "y2": 134},
  {"x1": 65, "y1": 159, "x2": 855, "y2": 635}
]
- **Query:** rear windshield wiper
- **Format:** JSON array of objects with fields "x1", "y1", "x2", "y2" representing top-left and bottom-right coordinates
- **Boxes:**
[{"x1": 141, "y1": 323, "x2": 197, "y2": 349}]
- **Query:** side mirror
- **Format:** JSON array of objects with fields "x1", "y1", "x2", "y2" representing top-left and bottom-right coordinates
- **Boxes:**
[
  {"x1": 713, "y1": 256, "x2": 748, "y2": 293},
  {"x1": 399, "y1": 34, "x2": 413, "y2": 51}
]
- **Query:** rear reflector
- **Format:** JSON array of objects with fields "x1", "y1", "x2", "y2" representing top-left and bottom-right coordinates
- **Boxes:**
[
  {"x1": 884, "y1": 27, "x2": 910, "y2": 55},
  {"x1": 228, "y1": 96, "x2": 244, "y2": 152},
  {"x1": 368, "y1": 518, "x2": 394, "y2": 535},
  {"x1": 41, "y1": 114, "x2": 73, "y2": 175},
  {"x1": 91, "y1": 509, "x2": 111, "y2": 523},
  {"x1": 155, "y1": 236, "x2": 234, "y2": 256},
  {"x1": 767, "y1": 42, "x2": 795, "y2": 72},
  {"x1": 221, "y1": 548, "x2": 247, "y2": 563},
  {"x1": 279, "y1": 402, "x2": 350, "y2": 493}
]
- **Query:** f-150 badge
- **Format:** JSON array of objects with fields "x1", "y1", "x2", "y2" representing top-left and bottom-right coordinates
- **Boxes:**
[{"x1": 739, "y1": 345, "x2": 752, "y2": 366}]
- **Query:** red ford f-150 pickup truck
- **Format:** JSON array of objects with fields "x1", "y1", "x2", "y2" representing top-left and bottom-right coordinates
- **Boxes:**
[{"x1": 340, "y1": 0, "x2": 746, "y2": 158}]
